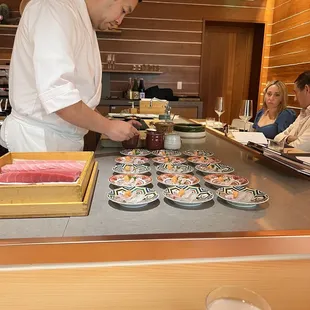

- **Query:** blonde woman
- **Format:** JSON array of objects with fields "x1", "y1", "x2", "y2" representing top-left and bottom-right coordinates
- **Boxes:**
[{"x1": 252, "y1": 80, "x2": 296, "y2": 139}]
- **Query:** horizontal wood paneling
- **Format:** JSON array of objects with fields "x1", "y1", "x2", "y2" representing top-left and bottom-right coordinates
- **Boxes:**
[
  {"x1": 256, "y1": 0, "x2": 274, "y2": 112},
  {"x1": 143, "y1": 0, "x2": 268, "y2": 7},
  {"x1": 132, "y1": 2, "x2": 268, "y2": 22},
  {"x1": 274, "y1": 0, "x2": 290, "y2": 6},
  {"x1": 121, "y1": 17, "x2": 203, "y2": 31},
  {"x1": 272, "y1": 8, "x2": 310, "y2": 34},
  {"x1": 269, "y1": 35, "x2": 310, "y2": 57},
  {"x1": 108, "y1": 68, "x2": 200, "y2": 83},
  {"x1": 267, "y1": 63, "x2": 310, "y2": 82},
  {"x1": 6, "y1": 0, "x2": 20, "y2": 11},
  {"x1": 267, "y1": 50, "x2": 310, "y2": 67},
  {"x1": 264, "y1": 0, "x2": 310, "y2": 111},
  {"x1": 271, "y1": 20, "x2": 310, "y2": 45},
  {"x1": 272, "y1": 0, "x2": 309, "y2": 23},
  {"x1": 97, "y1": 29, "x2": 202, "y2": 43},
  {"x1": 101, "y1": 52, "x2": 201, "y2": 66},
  {"x1": 0, "y1": 26, "x2": 17, "y2": 35},
  {"x1": 0, "y1": 35, "x2": 15, "y2": 47},
  {"x1": 99, "y1": 39, "x2": 202, "y2": 55},
  {"x1": 0, "y1": 0, "x2": 269, "y2": 98}
]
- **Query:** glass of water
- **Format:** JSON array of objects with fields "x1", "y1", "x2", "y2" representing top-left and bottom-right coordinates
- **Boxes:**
[
  {"x1": 268, "y1": 139, "x2": 285, "y2": 152},
  {"x1": 206, "y1": 286, "x2": 271, "y2": 310},
  {"x1": 239, "y1": 100, "x2": 253, "y2": 132},
  {"x1": 206, "y1": 117, "x2": 216, "y2": 128}
]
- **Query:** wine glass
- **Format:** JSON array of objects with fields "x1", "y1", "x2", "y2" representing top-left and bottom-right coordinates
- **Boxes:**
[
  {"x1": 215, "y1": 97, "x2": 225, "y2": 123},
  {"x1": 206, "y1": 286, "x2": 271, "y2": 310},
  {"x1": 239, "y1": 99, "x2": 253, "y2": 132}
]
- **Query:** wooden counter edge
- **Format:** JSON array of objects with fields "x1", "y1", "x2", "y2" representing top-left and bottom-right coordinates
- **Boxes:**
[{"x1": 1, "y1": 231, "x2": 310, "y2": 266}]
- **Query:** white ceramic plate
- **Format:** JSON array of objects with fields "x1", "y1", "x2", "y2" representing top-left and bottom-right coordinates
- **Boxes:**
[
  {"x1": 187, "y1": 156, "x2": 221, "y2": 165},
  {"x1": 151, "y1": 150, "x2": 182, "y2": 157},
  {"x1": 112, "y1": 164, "x2": 151, "y2": 175},
  {"x1": 108, "y1": 186, "x2": 159, "y2": 208},
  {"x1": 163, "y1": 185, "x2": 214, "y2": 207},
  {"x1": 195, "y1": 163, "x2": 234, "y2": 174},
  {"x1": 157, "y1": 173, "x2": 200, "y2": 186},
  {"x1": 183, "y1": 149, "x2": 214, "y2": 157},
  {"x1": 216, "y1": 186, "x2": 269, "y2": 208},
  {"x1": 152, "y1": 156, "x2": 186, "y2": 164},
  {"x1": 155, "y1": 163, "x2": 194, "y2": 174},
  {"x1": 120, "y1": 149, "x2": 151, "y2": 157},
  {"x1": 115, "y1": 156, "x2": 149, "y2": 165},
  {"x1": 109, "y1": 174, "x2": 152, "y2": 187},
  {"x1": 204, "y1": 174, "x2": 249, "y2": 188}
]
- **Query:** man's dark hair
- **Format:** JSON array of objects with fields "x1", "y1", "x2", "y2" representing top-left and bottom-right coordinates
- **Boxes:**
[
  {"x1": 295, "y1": 71, "x2": 310, "y2": 90},
  {"x1": 139, "y1": 0, "x2": 142, "y2": 2}
]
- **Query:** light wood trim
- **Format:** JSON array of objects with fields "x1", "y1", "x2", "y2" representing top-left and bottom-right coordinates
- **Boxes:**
[
  {"x1": 0, "y1": 259, "x2": 310, "y2": 309},
  {"x1": 1, "y1": 233, "x2": 310, "y2": 265}
]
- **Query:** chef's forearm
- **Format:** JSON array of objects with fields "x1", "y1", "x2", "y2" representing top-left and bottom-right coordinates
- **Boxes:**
[{"x1": 56, "y1": 101, "x2": 110, "y2": 134}]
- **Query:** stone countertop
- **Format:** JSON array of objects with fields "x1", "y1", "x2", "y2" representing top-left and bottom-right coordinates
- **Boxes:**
[{"x1": 0, "y1": 132, "x2": 309, "y2": 240}]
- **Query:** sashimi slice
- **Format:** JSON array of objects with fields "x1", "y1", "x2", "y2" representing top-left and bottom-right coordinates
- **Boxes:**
[
  {"x1": 0, "y1": 170, "x2": 81, "y2": 183},
  {"x1": 13, "y1": 160, "x2": 86, "y2": 164},
  {"x1": 1, "y1": 162, "x2": 84, "y2": 173}
]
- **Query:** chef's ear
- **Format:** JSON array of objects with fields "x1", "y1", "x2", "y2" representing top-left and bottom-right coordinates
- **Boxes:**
[{"x1": 19, "y1": 0, "x2": 31, "y2": 15}]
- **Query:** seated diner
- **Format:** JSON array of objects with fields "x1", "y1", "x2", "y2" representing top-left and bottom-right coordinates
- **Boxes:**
[
  {"x1": 252, "y1": 80, "x2": 296, "y2": 139},
  {"x1": 274, "y1": 71, "x2": 310, "y2": 151}
]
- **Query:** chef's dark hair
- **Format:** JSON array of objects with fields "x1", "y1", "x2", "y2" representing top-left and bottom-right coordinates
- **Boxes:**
[{"x1": 295, "y1": 71, "x2": 310, "y2": 90}]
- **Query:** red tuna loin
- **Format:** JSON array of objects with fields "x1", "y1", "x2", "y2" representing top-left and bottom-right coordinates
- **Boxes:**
[{"x1": 0, "y1": 170, "x2": 81, "y2": 183}]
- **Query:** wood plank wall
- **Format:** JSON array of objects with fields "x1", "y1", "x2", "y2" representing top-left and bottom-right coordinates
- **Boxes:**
[
  {"x1": 0, "y1": 0, "x2": 271, "y2": 100},
  {"x1": 263, "y1": 0, "x2": 310, "y2": 111}
]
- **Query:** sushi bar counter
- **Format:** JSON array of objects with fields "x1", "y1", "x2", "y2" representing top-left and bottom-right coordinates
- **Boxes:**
[
  {"x1": 0, "y1": 130, "x2": 309, "y2": 239},
  {"x1": 0, "y1": 129, "x2": 310, "y2": 310}
]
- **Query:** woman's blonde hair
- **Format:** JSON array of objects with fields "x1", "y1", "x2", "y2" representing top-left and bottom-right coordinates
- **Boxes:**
[{"x1": 263, "y1": 80, "x2": 288, "y2": 115}]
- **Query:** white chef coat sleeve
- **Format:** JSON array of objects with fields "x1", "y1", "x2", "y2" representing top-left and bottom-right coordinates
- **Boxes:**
[{"x1": 30, "y1": 2, "x2": 81, "y2": 114}]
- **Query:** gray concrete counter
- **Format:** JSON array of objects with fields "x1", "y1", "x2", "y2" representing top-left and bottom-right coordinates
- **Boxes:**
[{"x1": 0, "y1": 132, "x2": 309, "y2": 239}]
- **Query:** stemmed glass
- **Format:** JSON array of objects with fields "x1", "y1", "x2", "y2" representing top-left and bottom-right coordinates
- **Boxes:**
[
  {"x1": 215, "y1": 97, "x2": 225, "y2": 123},
  {"x1": 239, "y1": 100, "x2": 253, "y2": 131}
]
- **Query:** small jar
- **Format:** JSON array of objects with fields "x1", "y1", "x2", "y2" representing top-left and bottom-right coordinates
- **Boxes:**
[
  {"x1": 146, "y1": 129, "x2": 164, "y2": 150},
  {"x1": 164, "y1": 133, "x2": 181, "y2": 150}
]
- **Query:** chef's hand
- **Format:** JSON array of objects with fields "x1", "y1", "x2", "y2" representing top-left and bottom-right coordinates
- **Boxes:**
[
  {"x1": 286, "y1": 135, "x2": 298, "y2": 144},
  {"x1": 105, "y1": 120, "x2": 139, "y2": 142},
  {"x1": 128, "y1": 119, "x2": 142, "y2": 129}
]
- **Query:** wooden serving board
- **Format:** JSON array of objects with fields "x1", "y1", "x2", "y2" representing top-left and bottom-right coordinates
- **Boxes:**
[
  {"x1": 0, "y1": 162, "x2": 98, "y2": 218},
  {"x1": 0, "y1": 152, "x2": 95, "y2": 204}
]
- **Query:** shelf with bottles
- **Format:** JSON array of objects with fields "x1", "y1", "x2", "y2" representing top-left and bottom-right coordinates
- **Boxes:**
[
  {"x1": 125, "y1": 77, "x2": 146, "y2": 101},
  {"x1": 102, "y1": 69, "x2": 162, "y2": 74}
]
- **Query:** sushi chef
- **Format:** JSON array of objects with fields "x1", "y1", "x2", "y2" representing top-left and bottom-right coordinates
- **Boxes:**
[{"x1": 0, "y1": 0, "x2": 142, "y2": 153}]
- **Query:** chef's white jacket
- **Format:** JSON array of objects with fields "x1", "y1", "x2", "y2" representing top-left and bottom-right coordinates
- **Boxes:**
[{"x1": 0, "y1": 0, "x2": 102, "y2": 152}]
